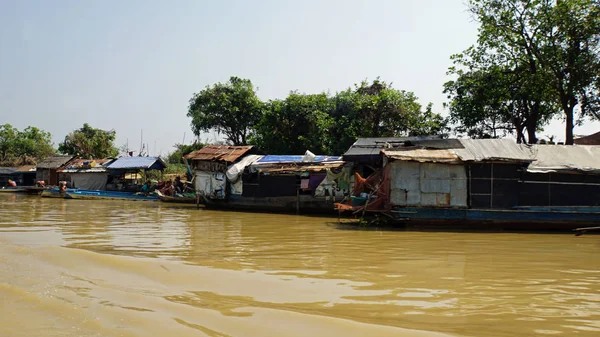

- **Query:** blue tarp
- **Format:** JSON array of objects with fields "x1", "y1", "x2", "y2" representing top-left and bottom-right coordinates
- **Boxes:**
[
  {"x1": 107, "y1": 156, "x2": 167, "y2": 170},
  {"x1": 257, "y1": 155, "x2": 342, "y2": 163}
]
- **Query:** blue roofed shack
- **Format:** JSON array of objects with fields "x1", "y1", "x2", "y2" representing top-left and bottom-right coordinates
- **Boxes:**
[{"x1": 105, "y1": 156, "x2": 167, "y2": 192}]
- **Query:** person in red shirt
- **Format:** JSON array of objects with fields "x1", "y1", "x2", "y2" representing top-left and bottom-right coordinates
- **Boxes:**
[{"x1": 7, "y1": 179, "x2": 16, "y2": 187}]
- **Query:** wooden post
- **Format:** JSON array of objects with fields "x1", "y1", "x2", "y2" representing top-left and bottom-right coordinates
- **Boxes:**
[{"x1": 296, "y1": 187, "x2": 300, "y2": 214}]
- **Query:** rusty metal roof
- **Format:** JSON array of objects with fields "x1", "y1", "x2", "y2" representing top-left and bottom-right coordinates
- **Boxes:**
[
  {"x1": 184, "y1": 145, "x2": 254, "y2": 162},
  {"x1": 382, "y1": 149, "x2": 461, "y2": 163}
]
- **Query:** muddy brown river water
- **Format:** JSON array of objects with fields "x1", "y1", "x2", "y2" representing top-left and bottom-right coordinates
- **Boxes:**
[{"x1": 1, "y1": 194, "x2": 599, "y2": 337}]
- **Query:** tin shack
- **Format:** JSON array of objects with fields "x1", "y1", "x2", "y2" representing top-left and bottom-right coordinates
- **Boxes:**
[
  {"x1": 338, "y1": 138, "x2": 600, "y2": 229},
  {"x1": 57, "y1": 158, "x2": 115, "y2": 190},
  {"x1": 105, "y1": 156, "x2": 167, "y2": 192},
  {"x1": 36, "y1": 155, "x2": 75, "y2": 186},
  {"x1": 185, "y1": 145, "x2": 260, "y2": 200}
]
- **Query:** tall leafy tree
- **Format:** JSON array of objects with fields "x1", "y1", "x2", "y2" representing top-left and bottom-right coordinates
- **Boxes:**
[
  {"x1": 444, "y1": 56, "x2": 558, "y2": 143},
  {"x1": 58, "y1": 123, "x2": 118, "y2": 159},
  {"x1": 0, "y1": 124, "x2": 55, "y2": 166},
  {"x1": 329, "y1": 79, "x2": 447, "y2": 154},
  {"x1": 187, "y1": 77, "x2": 263, "y2": 145},
  {"x1": 461, "y1": 0, "x2": 600, "y2": 144},
  {"x1": 251, "y1": 92, "x2": 334, "y2": 154}
]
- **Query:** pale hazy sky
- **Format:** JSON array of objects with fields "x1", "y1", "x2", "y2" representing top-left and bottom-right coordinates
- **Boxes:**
[{"x1": 1, "y1": 0, "x2": 598, "y2": 156}]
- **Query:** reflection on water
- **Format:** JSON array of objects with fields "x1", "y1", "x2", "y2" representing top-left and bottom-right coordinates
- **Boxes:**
[{"x1": 0, "y1": 194, "x2": 599, "y2": 337}]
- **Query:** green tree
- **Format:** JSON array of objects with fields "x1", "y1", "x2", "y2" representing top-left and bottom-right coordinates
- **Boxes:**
[
  {"x1": 463, "y1": 0, "x2": 600, "y2": 144},
  {"x1": 58, "y1": 123, "x2": 118, "y2": 159},
  {"x1": 187, "y1": 77, "x2": 263, "y2": 145},
  {"x1": 0, "y1": 124, "x2": 55, "y2": 166},
  {"x1": 329, "y1": 79, "x2": 447, "y2": 154},
  {"x1": 444, "y1": 59, "x2": 558, "y2": 143},
  {"x1": 251, "y1": 92, "x2": 335, "y2": 154},
  {"x1": 167, "y1": 142, "x2": 204, "y2": 164}
]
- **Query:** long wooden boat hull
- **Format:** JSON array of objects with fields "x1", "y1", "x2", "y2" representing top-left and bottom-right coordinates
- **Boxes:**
[
  {"x1": 65, "y1": 190, "x2": 159, "y2": 201},
  {"x1": 0, "y1": 187, "x2": 25, "y2": 193},
  {"x1": 387, "y1": 206, "x2": 600, "y2": 230},
  {"x1": 159, "y1": 195, "x2": 196, "y2": 204}
]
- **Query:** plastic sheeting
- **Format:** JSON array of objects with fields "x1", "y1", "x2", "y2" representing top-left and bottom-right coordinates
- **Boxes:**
[
  {"x1": 226, "y1": 155, "x2": 264, "y2": 182},
  {"x1": 527, "y1": 145, "x2": 600, "y2": 173},
  {"x1": 257, "y1": 155, "x2": 342, "y2": 163},
  {"x1": 70, "y1": 173, "x2": 109, "y2": 190}
]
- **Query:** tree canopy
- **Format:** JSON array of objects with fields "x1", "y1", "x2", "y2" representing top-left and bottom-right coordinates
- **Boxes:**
[
  {"x1": 446, "y1": 0, "x2": 600, "y2": 144},
  {"x1": 188, "y1": 77, "x2": 263, "y2": 146},
  {"x1": 251, "y1": 92, "x2": 335, "y2": 154},
  {"x1": 0, "y1": 124, "x2": 55, "y2": 166},
  {"x1": 189, "y1": 77, "x2": 447, "y2": 155},
  {"x1": 58, "y1": 123, "x2": 119, "y2": 159}
]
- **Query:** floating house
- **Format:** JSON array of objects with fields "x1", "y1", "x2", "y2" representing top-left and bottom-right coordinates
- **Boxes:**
[
  {"x1": 57, "y1": 159, "x2": 115, "y2": 190},
  {"x1": 12, "y1": 166, "x2": 36, "y2": 186},
  {"x1": 105, "y1": 156, "x2": 167, "y2": 191},
  {"x1": 185, "y1": 145, "x2": 261, "y2": 200},
  {"x1": 36, "y1": 155, "x2": 75, "y2": 186},
  {"x1": 337, "y1": 138, "x2": 600, "y2": 229},
  {"x1": 521, "y1": 145, "x2": 600, "y2": 206},
  {"x1": 187, "y1": 145, "x2": 352, "y2": 213},
  {"x1": 0, "y1": 167, "x2": 17, "y2": 186}
]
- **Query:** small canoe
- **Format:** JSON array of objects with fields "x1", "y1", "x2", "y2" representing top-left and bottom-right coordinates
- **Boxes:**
[
  {"x1": 0, "y1": 187, "x2": 25, "y2": 193},
  {"x1": 65, "y1": 190, "x2": 159, "y2": 201},
  {"x1": 158, "y1": 194, "x2": 196, "y2": 204}
]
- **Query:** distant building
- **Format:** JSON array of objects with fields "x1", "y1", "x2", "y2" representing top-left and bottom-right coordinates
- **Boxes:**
[
  {"x1": 36, "y1": 155, "x2": 75, "y2": 186},
  {"x1": 574, "y1": 131, "x2": 600, "y2": 145}
]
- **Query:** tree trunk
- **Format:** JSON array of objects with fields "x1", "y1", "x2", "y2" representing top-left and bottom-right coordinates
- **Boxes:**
[
  {"x1": 526, "y1": 124, "x2": 538, "y2": 144},
  {"x1": 565, "y1": 107, "x2": 574, "y2": 145}
]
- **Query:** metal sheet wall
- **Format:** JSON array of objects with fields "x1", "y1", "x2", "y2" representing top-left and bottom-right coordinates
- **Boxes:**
[{"x1": 389, "y1": 161, "x2": 467, "y2": 207}]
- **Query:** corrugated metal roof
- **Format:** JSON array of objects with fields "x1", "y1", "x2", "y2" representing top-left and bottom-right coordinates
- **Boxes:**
[
  {"x1": 452, "y1": 139, "x2": 533, "y2": 162},
  {"x1": 0, "y1": 167, "x2": 18, "y2": 175},
  {"x1": 36, "y1": 155, "x2": 74, "y2": 169},
  {"x1": 527, "y1": 145, "x2": 600, "y2": 173},
  {"x1": 106, "y1": 156, "x2": 167, "y2": 170},
  {"x1": 383, "y1": 149, "x2": 461, "y2": 163},
  {"x1": 184, "y1": 145, "x2": 254, "y2": 162},
  {"x1": 257, "y1": 155, "x2": 342, "y2": 163},
  {"x1": 58, "y1": 158, "x2": 115, "y2": 173},
  {"x1": 343, "y1": 136, "x2": 444, "y2": 158}
]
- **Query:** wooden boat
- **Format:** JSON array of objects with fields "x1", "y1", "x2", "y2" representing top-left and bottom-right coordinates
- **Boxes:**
[
  {"x1": 65, "y1": 190, "x2": 159, "y2": 201},
  {"x1": 157, "y1": 192, "x2": 196, "y2": 204},
  {"x1": 40, "y1": 188, "x2": 78, "y2": 198},
  {"x1": 0, "y1": 187, "x2": 25, "y2": 193}
]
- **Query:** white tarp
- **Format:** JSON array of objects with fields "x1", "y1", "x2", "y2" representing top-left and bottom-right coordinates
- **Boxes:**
[
  {"x1": 70, "y1": 173, "x2": 108, "y2": 190},
  {"x1": 527, "y1": 145, "x2": 600, "y2": 173},
  {"x1": 226, "y1": 155, "x2": 264, "y2": 182}
]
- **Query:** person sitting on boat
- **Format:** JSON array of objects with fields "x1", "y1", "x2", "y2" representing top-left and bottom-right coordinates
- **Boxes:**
[
  {"x1": 174, "y1": 176, "x2": 184, "y2": 194},
  {"x1": 160, "y1": 180, "x2": 175, "y2": 197},
  {"x1": 140, "y1": 181, "x2": 152, "y2": 196},
  {"x1": 7, "y1": 179, "x2": 16, "y2": 187},
  {"x1": 59, "y1": 181, "x2": 67, "y2": 193}
]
